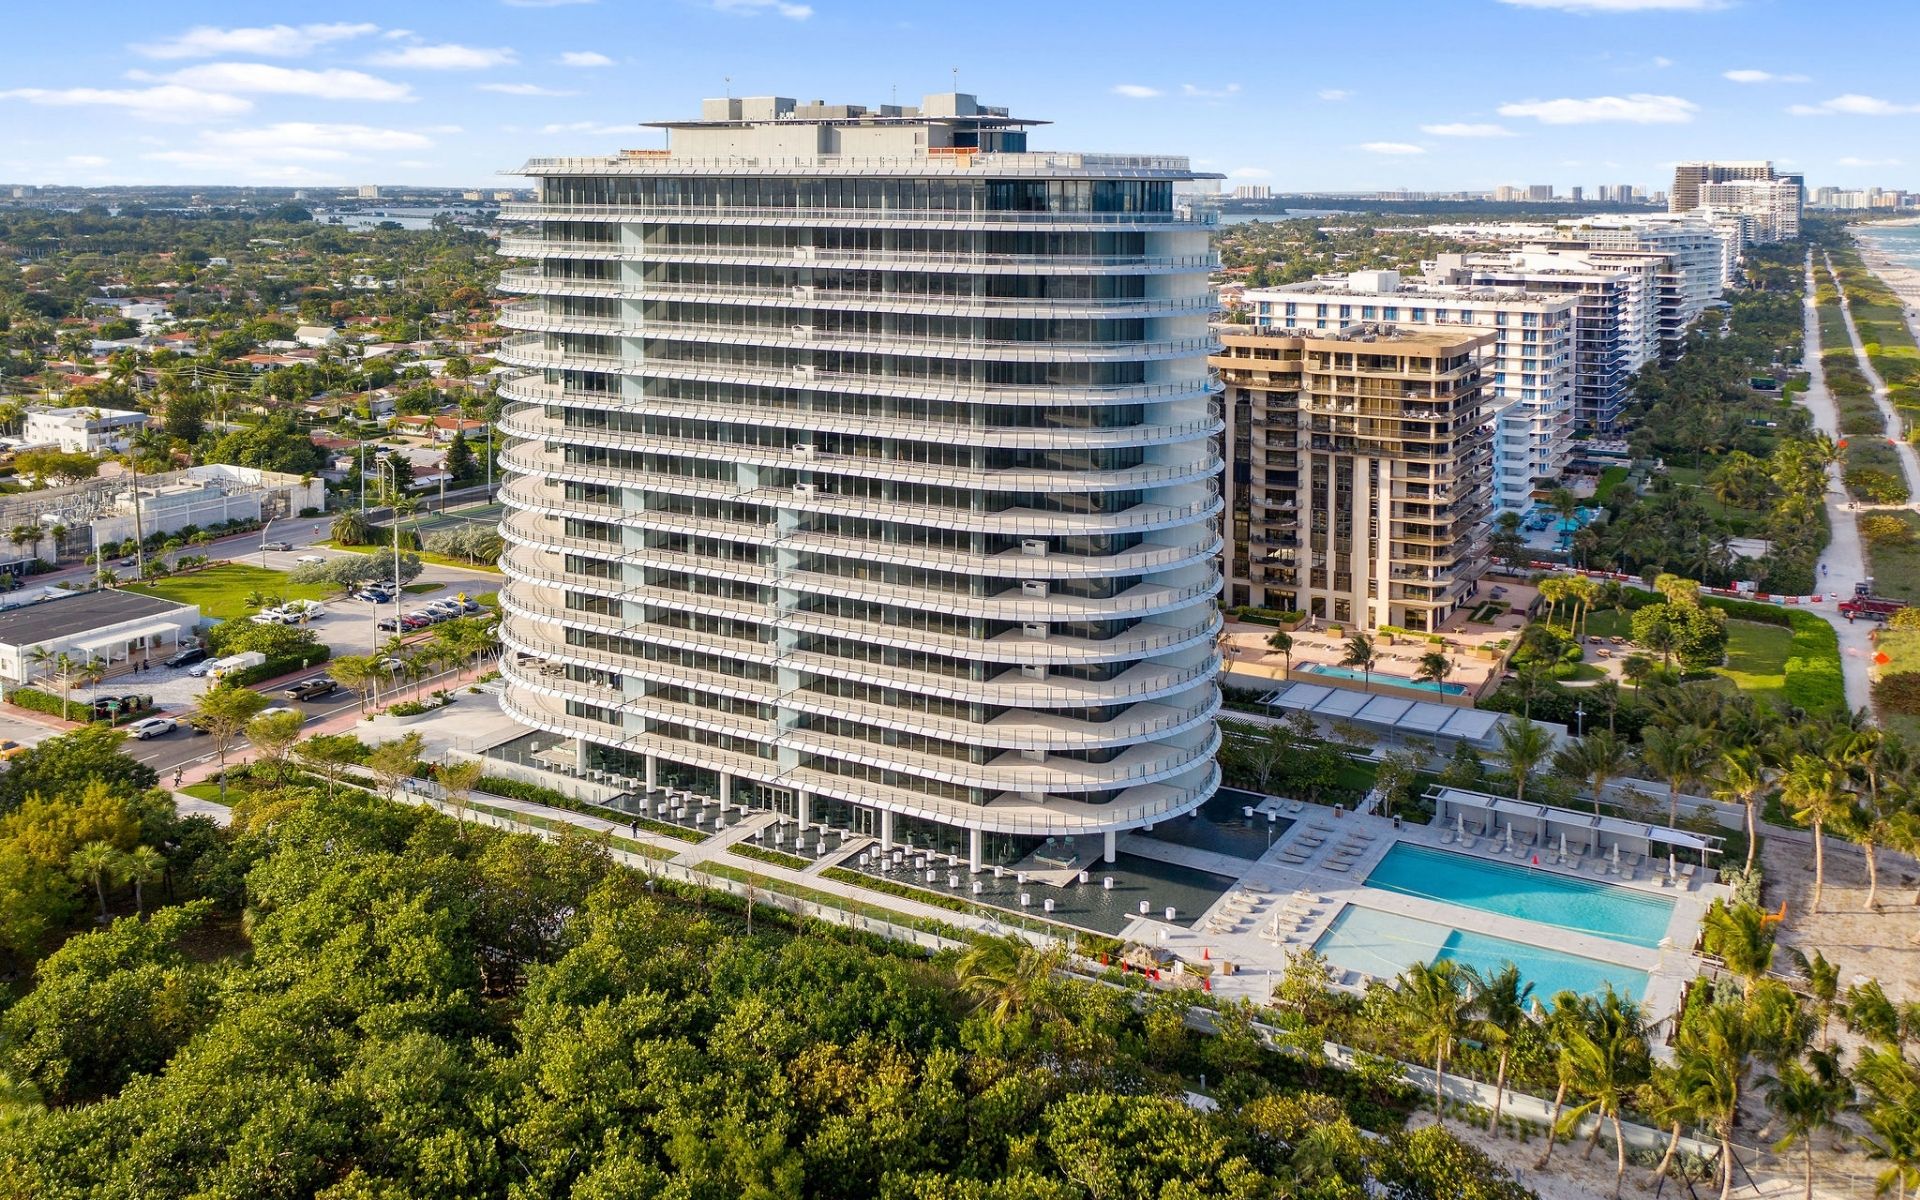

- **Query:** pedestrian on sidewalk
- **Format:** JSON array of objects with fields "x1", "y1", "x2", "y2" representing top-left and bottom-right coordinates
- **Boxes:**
[{"x1": 173, "y1": 768, "x2": 183, "y2": 789}]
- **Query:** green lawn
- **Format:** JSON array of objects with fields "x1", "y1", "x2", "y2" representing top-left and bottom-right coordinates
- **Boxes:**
[
  {"x1": 1594, "y1": 466, "x2": 1630, "y2": 503},
  {"x1": 1863, "y1": 510, "x2": 1920, "y2": 605},
  {"x1": 324, "y1": 541, "x2": 503, "y2": 575},
  {"x1": 125, "y1": 564, "x2": 333, "y2": 620},
  {"x1": 1581, "y1": 608, "x2": 1633, "y2": 640},
  {"x1": 1711, "y1": 619, "x2": 1795, "y2": 703}
]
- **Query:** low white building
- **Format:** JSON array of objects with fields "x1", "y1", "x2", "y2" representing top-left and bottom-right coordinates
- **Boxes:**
[
  {"x1": 294, "y1": 325, "x2": 342, "y2": 348},
  {"x1": 0, "y1": 589, "x2": 200, "y2": 686},
  {"x1": 88, "y1": 464, "x2": 327, "y2": 549},
  {"x1": 22, "y1": 406, "x2": 147, "y2": 454}
]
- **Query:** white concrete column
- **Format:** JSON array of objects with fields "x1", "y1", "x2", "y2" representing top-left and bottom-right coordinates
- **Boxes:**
[
  {"x1": 644, "y1": 754, "x2": 657, "y2": 790},
  {"x1": 880, "y1": 809, "x2": 895, "y2": 853},
  {"x1": 718, "y1": 770, "x2": 734, "y2": 807},
  {"x1": 796, "y1": 792, "x2": 809, "y2": 830},
  {"x1": 1103, "y1": 829, "x2": 1116, "y2": 864},
  {"x1": 969, "y1": 827, "x2": 982, "y2": 873}
]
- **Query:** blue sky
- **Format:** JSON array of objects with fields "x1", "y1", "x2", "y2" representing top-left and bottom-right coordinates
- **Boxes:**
[{"x1": 2, "y1": 0, "x2": 1916, "y2": 193}]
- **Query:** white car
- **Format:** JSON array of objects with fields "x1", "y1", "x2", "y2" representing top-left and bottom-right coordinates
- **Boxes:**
[
  {"x1": 126, "y1": 716, "x2": 177, "y2": 740},
  {"x1": 295, "y1": 554, "x2": 326, "y2": 565},
  {"x1": 254, "y1": 706, "x2": 302, "y2": 723},
  {"x1": 282, "y1": 599, "x2": 325, "y2": 617},
  {"x1": 249, "y1": 611, "x2": 293, "y2": 625}
]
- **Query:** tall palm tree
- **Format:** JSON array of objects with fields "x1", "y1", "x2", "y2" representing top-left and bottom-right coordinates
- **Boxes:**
[
  {"x1": 1340, "y1": 632, "x2": 1376, "y2": 693},
  {"x1": 1468, "y1": 962, "x2": 1534, "y2": 1133},
  {"x1": 953, "y1": 935, "x2": 1064, "y2": 1027},
  {"x1": 1764, "y1": 1048, "x2": 1853, "y2": 1200},
  {"x1": 1712, "y1": 748, "x2": 1771, "y2": 875},
  {"x1": 1678, "y1": 998, "x2": 1755, "y2": 1200},
  {"x1": 1640, "y1": 1062, "x2": 1700, "y2": 1186},
  {"x1": 1558, "y1": 986, "x2": 1650, "y2": 1199},
  {"x1": 124, "y1": 845, "x2": 165, "y2": 918},
  {"x1": 1266, "y1": 630, "x2": 1294, "y2": 676},
  {"x1": 1784, "y1": 753, "x2": 1850, "y2": 915},
  {"x1": 68, "y1": 841, "x2": 125, "y2": 922},
  {"x1": 1391, "y1": 958, "x2": 1474, "y2": 1114},
  {"x1": 1702, "y1": 901, "x2": 1777, "y2": 998},
  {"x1": 1859, "y1": 1048, "x2": 1920, "y2": 1200},
  {"x1": 1642, "y1": 724, "x2": 1709, "y2": 828},
  {"x1": 1415, "y1": 650, "x2": 1451, "y2": 689},
  {"x1": 1536, "y1": 990, "x2": 1598, "y2": 1172},
  {"x1": 1554, "y1": 730, "x2": 1630, "y2": 816},
  {"x1": 1493, "y1": 717, "x2": 1553, "y2": 806}
]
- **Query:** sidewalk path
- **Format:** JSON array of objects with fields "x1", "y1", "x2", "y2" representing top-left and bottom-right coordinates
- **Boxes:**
[{"x1": 1796, "y1": 251, "x2": 1878, "y2": 716}]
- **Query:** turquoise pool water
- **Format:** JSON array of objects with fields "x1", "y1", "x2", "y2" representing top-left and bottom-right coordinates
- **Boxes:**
[
  {"x1": 1314, "y1": 904, "x2": 1648, "y2": 999},
  {"x1": 1298, "y1": 662, "x2": 1467, "y2": 695},
  {"x1": 1364, "y1": 843, "x2": 1675, "y2": 949}
]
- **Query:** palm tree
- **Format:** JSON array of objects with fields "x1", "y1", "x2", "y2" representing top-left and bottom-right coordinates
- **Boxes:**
[
  {"x1": 1414, "y1": 650, "x2": 1451, "y2": 689},
  {"x1": 1640, "y1": 1062, "x2": 1700, "y2": 1186},
  {"x1": 1266, "y1": 630, "x2": 1294, "y2": 676},
  {"x1": 68, "y1": 841, "x2": 125, "y2": 922},
  {"x1": 1558, "y1": 986, "x2": 1650, "y2": 1199},
  {"x1": 1341, "y1": 632, "x2": 1376, "y2": 693},
  {"x1": 1859, "y1": 1048, "x2": 1920, "y2": 1200},
  {"x1": 1493, "y1": 717, "x2": 1552, "y2": 806},
  {"x1": 1678, "y1": 999, "x2": 1755, "y2": 1200},
  {"x1": 1803, "y1": 950, "x2": 1842, "y2": 1050},
  {"x1": 953, "y1": 935, "x2": 1064, "y2": 1027},
  {"x1": 1702, "y1": 901, "x2": 1777, "y2": 997},
  {"x1": 1391, "y1": 958, "x2": 1473, "y2": 1114},
  {"x1": 1764, "y1": 1048, "x2": 1853, "y2": 1200},
  {"x1": 1468, "y1": 963, "x2": 1534, "y2": 1133},
  {"x1": 1536, "y1": 990, "x2": 1597, "y2": 1171},
  {"x1": 1712, "y1": 748, "x2": 1771, "y2": 875},
  {"x1": 1554, "y1": 730, "x2": 1630, "y2": 816},
  {"x1": 1642, "y1": 724, "x2": 1709, "y2": 828},
  {"x1": 1784, "y1": 753, "x2": 1850, "y2": 914},
  {"x1": 124, "y1": 845, "x2": 165, "y2": 918}
]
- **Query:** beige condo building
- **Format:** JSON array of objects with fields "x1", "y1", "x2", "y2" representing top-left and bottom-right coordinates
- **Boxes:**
[{"x1": 1213, "y1": 325, "x2": 1495, "y2": 630}]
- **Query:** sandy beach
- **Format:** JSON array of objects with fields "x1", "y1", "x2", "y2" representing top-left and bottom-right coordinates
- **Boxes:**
[{"x1": 1855, "y1": 226, "x2": 1920, "y2": 319}]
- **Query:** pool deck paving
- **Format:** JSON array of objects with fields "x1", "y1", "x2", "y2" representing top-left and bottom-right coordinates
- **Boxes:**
[{"x1": 1120, "y1": 804, "x2": 1721, "y2": 1034}]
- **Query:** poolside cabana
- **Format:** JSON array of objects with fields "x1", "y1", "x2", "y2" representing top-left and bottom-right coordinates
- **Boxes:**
[{"x1": 1427, "y1": 786, "x2": 1724, "y2": 868}]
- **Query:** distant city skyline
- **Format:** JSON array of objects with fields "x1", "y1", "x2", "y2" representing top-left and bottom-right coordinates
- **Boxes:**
[{"x1": 2, "y1": 0, "x2": 1918, "y2": 191}]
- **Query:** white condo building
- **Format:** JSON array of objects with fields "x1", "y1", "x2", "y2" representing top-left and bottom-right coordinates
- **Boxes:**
[
  {"x1": 494, "y1": 93, "x2": 1225, "y2": 868},
  {"x1": 1244, "y1": 270, "x2": 1575, "y2": 515}
]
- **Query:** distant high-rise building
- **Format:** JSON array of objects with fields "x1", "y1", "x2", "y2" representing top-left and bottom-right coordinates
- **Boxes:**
[
  {"x1": 1527, "y1": 184, "x2": 1553, "y2": 202},
  {"x1": 1232, "y1": 184, "x2": 1273, "y2": 201},
  {"x1": 493, "y1": 92, "x2": 1224, "y2": 866},
  {"x1": 1494, "y1": 185, "x2": 1520, "y2": 203},
  {"x1": 1669, "y1": 161, "x2": 1773, "y2": 213},
  {"x1": 1570, "y1": 186, "x2": 1584, "y2": 204},
  {"x1": 357, "y1": 184, "x2": 382, "y2": 199},
  {"x1": 1699, "y1": 178, "x2": 1801, "y2": 242}
]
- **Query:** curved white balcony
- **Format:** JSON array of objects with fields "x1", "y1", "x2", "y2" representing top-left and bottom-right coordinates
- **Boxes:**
[
  {"x1": 497, "y1": 306, "x2": 629, "y2": 337},
  {"x1": 498, "y1": 268, "x2": 636, "y2": 299},
  {"x1": 634, "y1": 318, "x2": 1217, "y2": 365},
  {"x1": 497, "y1": 334, "x2": 623, "y2": 373},
  {"x1": 497, "y1": 462, "x2": 1224, "y2": 539},
  {"x1": 779, "y1": 724, "x2": 1221, "y2": 795},
  {"x1": 502, "y1": 201, "x2": 1214, "y2": 232},
  {"x1": 499, "y1": 428, "x2": 1224, "y2": 497},
  {"x1": 577, "y1": 241, "x2": 1216, "y2": 275},
  {"x1": 630, "y1": 282, "x2": 1215, "y2": 319},
  {"x1": 497, "y1": 681, "x2": 1223, "y2": 835}
]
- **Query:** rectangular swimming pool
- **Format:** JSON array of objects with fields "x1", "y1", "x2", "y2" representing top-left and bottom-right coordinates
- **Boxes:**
[
  {"x1": 1363, "y1": 842, "x2": 1675, "y2": 949},
  {"x1": 1298, "y1": 661, "x2": 1467, "y2": 695},
  {"x1": 1314, "y1": 904, "x2": 1649, "y2": 999}
]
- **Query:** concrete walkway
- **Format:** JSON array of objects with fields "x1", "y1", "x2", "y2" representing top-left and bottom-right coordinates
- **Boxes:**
[{"x1": 1795, "y1": 250, "x2": 1878, "y2": 715}]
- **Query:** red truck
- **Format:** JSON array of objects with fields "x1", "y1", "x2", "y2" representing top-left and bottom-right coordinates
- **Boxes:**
[{"x1": 1841, "y1": 581, "x2": 1908, "y2": 622}]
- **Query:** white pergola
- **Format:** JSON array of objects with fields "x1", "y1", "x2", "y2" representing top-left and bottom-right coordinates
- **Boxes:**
[
  {"x1": 1258, "y1": 682, "x2": 1516, "y2": 753},
  {"x1": 1428, "y1": 786, "x2": 1723, "y2": 865}
]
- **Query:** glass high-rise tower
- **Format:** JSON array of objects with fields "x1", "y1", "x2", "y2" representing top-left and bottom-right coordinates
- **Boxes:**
[{"x1": 495, "y1": 93, "x2": 1223, "y2": 868}]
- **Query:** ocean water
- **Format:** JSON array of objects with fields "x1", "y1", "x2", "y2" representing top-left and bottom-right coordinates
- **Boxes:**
[{"x1": 1857, "y1": 224, "x2": 1920, "y2": 270}]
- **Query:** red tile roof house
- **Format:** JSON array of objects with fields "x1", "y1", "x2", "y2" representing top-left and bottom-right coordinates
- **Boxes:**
[{"x1": 427, "y1": 414, "x2": 487, "y2": 443}]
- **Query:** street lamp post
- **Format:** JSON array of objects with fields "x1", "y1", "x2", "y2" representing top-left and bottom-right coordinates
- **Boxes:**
[
  {"x1": 1574, "y1": 702, "x2": 1586, "y2": 739},
  {"x1": 258, "y1": 517, "x2": 276, "y2": 570}
]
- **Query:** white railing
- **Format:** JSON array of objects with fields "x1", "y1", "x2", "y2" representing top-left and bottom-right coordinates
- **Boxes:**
[{"x1": 504, "y1": 201, "x2": 1213, "y2": 227}]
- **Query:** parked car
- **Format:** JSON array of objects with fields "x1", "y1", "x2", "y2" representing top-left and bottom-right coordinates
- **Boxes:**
[
  {"x1": 186, "y1": 656, "x2": 222, "y2": 677},
  {"x1": 357, "y1": 589, "x2": 394, "y2": 604},
  {"x1": 261, "y1": 540, "x2": 294, "y2": 552},
  {"x1": 0, "y1": 739, "x2": 28, "y2": 760},
  {"x1": 92, "y1": 694, "x2": 152, "y2": 719},
  {"x1": 249, "y1": 611, "x2": 294, "y2": 625},
  {"x1": 127, "y1": 716, "x2": 177, "y2": 740},
  {"x1": 254, "y1": 706, "x2": 302, "y2": 723},
  {"x1": 295, "y1": 554, "x2": 326, "y2": 564},
  {"x1": 283, "y1": 676, "x2": 338, "y2": 701},
  {"x1": 376, "y1": 617, "x2": 401, "y2": 632},
  {"x1": 165, "y1": 646, "x2": 207, "y2": 669}
]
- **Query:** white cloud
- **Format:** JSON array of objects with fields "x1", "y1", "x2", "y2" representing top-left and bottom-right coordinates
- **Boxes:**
[
  {"x1": 1420, "y1": 122, "x2": 1515, "y2": 137},
  {"x1": 1227, "y1": 166, "x2": 1273, "y2": 179},
  {"x1": 65, "y1": 155, "x2": 108, "y2": 167},
  {"x1": 135, "y1": 22, "x2": 378, "y2": 60},
  {"x1": 0, "y1": 85, "x2": 251, "y2": 123},
  {"x1": 1361, "y1": 142, "x2": 1427, "y2": 155},
  {"x1": 1111, "y1": 84, "x2": 1161, "y2": 99},
  {"x1": 145, "y1": 122, "x2": 437, "y2": 166},
  {"x1": 1317, "y1": 89, "x2": 1351, "y2": 102},
  {"x1": 1180, "y1": 83, "x2": 1240, "y2": 99},
  {"x1": 1498, "y1": 93, "x2": 1698, "y2": 124},
  {"x1": 369, "y1": 43, "x2": 517, "y2": 70},
  {"x1": 558, "y1": 51, "x2": 615, "y2": 67},
  {"x1": 1651, "y1": 56, "x2": 1673, "y2": 68},
  {"x1": 1497, "y1": 0, "x2": 1727, "y2": 10},
  {"x1": 540, "y1": 120, "x2": 632, "y2": 135},
  {"x1": 1838, "y1": 156, "x2": 1903, "y2": 167},
  {"x1": 146, "y1": 63, "x2": 414, "y2": 102},
  {"x1": 1789, "y1": 94, "x2": 1920, "y2": 117},
  {"x1": 708, "y1": 0, "x2": 814, "y2": 18},
  {"x1": 478, "y1": 83, "x2": 579, "y2": 96},
  {"x1": 1724, "y1": 68, "x2": 1810, "y2": 84}
]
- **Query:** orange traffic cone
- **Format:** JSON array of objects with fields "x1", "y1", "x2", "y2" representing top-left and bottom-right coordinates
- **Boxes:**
[{"x1": 1203, "y1": 946, "x2": 1210, "y2": 960}]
